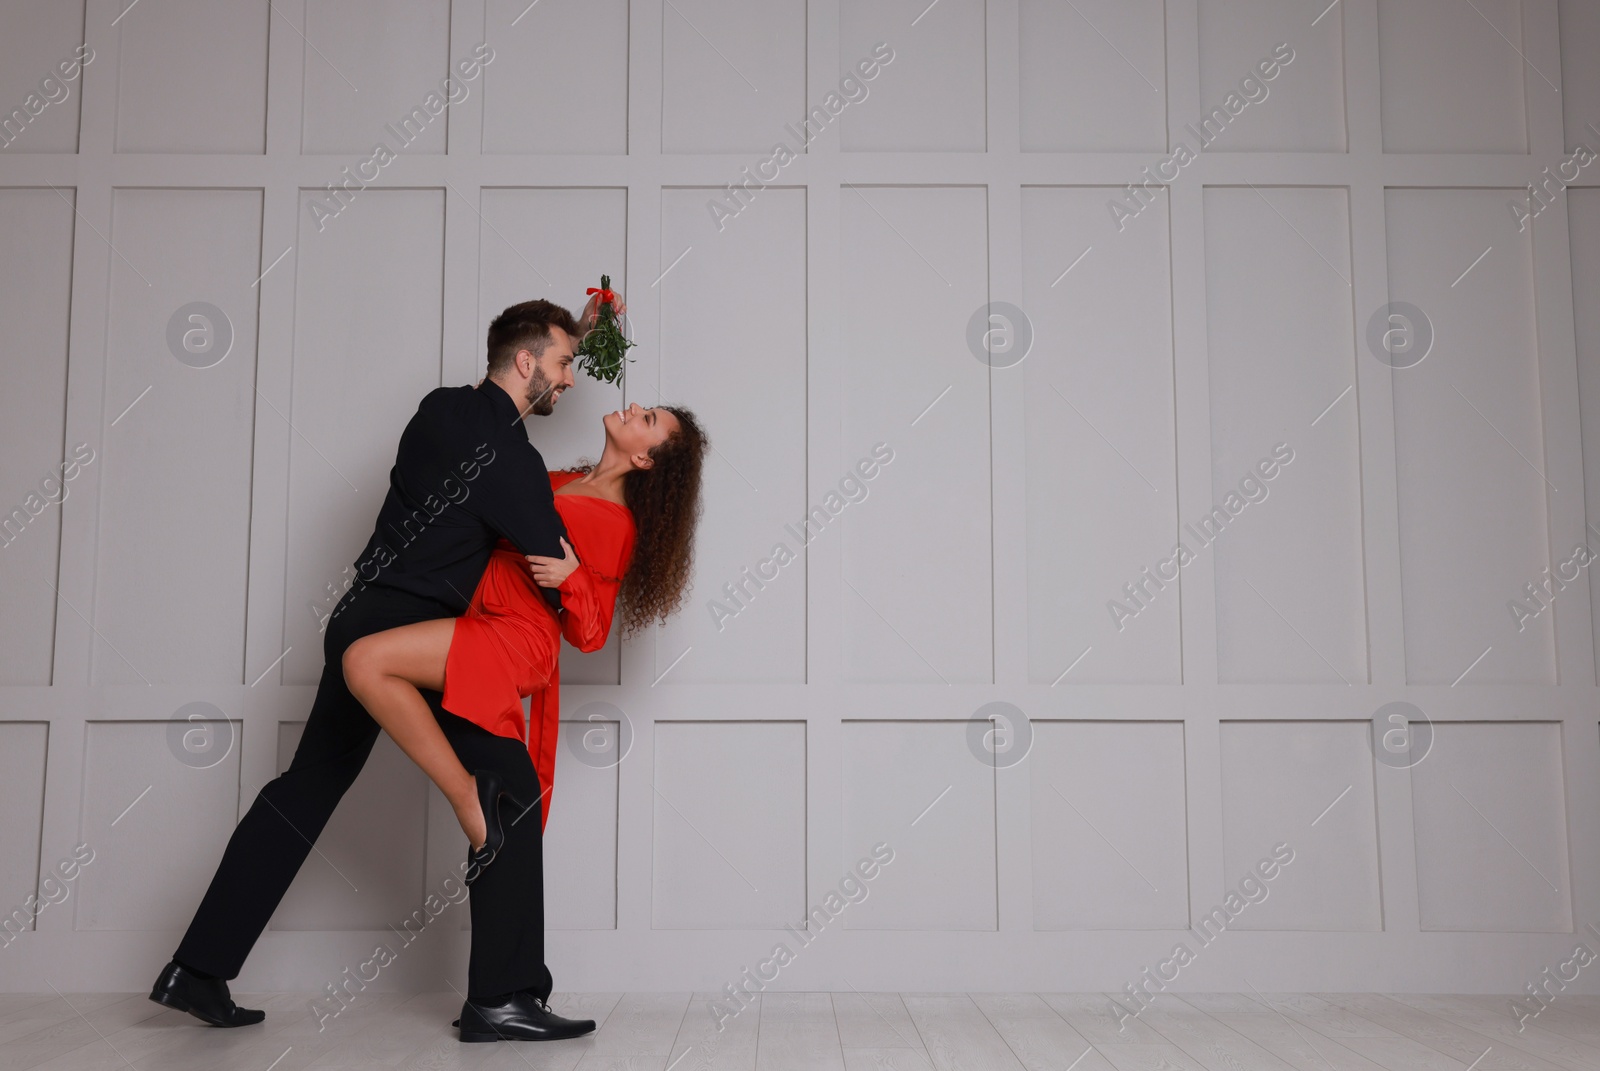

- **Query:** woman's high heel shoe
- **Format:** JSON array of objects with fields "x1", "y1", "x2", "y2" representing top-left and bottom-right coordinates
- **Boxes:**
[{"x1": 464, "y1": 770, "x2": 530, "y2": 887}]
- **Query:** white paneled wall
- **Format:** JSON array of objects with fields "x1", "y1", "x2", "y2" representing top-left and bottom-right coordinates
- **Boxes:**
[
  {"x1": 75, "y1": 720, "x2": 243, "y2": 932},
  {"x1": 1410, "y1": 722, "x2": 1572, "y2": 932},
  {"x1": 1217, "y1": 720, "x2": 1383, "y2": 932},
  {"x1": 0, "y1": 188, "x2": 73, "y2": 685},
  {"x1": 1022, "y1": 185, "x2": 1180, "y2": 686},
  {"x1": 1387, "y1": 187, "x2": 1553, "y2": 686},
  {"x1": 0, "y1": 724, "x2": 48, "y2": 934},
  {"x1": 1203, "y1": 186, "x2": 1366, "y2": 686},
  {"x1": 95, "y1": 188, "x2": 262, "y2": 686},
  {"x1": 651, "y1": 721, "x2": 807, "y2": 929},
  {"x1": 656, "y1": 184, "x2": 809, "y2": 683},
  {"x1": 1029, "y1": 721, "x2": 1190, "y2": 931},
  {"x1": 2, "y1": 0, "x2": 1600, "y2": 996}
]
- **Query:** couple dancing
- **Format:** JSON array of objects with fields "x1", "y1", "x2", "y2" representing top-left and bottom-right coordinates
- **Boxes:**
[{"x1": 149, "y1": 293, "x2": 707, "y2": 1043}]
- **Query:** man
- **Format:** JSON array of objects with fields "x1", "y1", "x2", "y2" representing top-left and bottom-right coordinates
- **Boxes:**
[{"x1": 150, "y1": 293, "x2": 615, "y2": 1042}]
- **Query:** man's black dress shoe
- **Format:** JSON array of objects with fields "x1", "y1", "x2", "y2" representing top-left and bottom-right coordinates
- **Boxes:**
[
  {"x1": 452, "y1": 992, "x2": 595, "y2": 1042},
  {"x1": 148, "y1": 959, "x2": 265, "y2": 1027}
]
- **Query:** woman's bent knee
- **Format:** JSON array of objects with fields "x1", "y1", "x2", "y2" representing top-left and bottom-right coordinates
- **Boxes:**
[{"x1": 341, "y1": 636, "x2": 378, "y2": 691}]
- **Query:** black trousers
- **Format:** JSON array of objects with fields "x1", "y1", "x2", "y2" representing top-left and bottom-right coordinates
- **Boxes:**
[{"x1": 173, "y1": 585, "x2": 551, "y2": 1001}]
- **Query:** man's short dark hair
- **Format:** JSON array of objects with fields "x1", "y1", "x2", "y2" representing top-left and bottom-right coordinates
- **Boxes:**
[{"x1": 486, "y1": 299, "x2": 582, "y2": 376}]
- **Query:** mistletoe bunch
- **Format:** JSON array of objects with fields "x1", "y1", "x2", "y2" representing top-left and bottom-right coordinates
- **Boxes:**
[{"x1": 575, "y1": 275, "x2": 635, "y2": 385}]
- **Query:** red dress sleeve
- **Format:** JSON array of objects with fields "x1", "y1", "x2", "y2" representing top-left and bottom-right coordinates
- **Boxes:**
[{"x1": 555, "y1": 563, "x2": 620, "y2": 652}]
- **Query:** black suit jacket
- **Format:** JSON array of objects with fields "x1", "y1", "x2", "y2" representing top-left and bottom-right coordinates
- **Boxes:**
[{"x1": 338, "y1": 378, "x2": 569, "y2": 620}]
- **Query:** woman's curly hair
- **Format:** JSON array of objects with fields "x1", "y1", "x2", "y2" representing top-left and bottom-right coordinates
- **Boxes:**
[{"x1": 571, "y1": 405, "x2": 708, "y2": 635}]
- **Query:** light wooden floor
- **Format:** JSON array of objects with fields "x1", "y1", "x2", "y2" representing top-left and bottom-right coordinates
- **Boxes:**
[{"x1": 0, "y1": 990, "x2": 1596, "y2": 1071}]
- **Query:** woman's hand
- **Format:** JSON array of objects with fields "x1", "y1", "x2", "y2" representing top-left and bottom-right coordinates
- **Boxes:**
[{"x1": 526, "y1": 537, "x2": 579, "y2": 588}]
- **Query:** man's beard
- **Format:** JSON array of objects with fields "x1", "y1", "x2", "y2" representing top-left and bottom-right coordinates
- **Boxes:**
[{"x1": 525, "y1": 366, "x2": 558, "y2": 416}]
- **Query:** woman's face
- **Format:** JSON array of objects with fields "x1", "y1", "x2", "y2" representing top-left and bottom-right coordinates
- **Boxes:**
[{"x1": 604, "y1": 402, "x2": 679, "y2": 467}]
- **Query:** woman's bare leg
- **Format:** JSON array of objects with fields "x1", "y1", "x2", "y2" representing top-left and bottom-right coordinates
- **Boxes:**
[{"x1": 341, "y1": 619, "x2": 487, "y2": 849}]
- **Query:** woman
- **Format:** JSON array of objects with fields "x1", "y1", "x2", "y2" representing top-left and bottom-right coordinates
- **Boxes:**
[{"x1": 341, "y1": 400, "x2": 707, "y2": 879}]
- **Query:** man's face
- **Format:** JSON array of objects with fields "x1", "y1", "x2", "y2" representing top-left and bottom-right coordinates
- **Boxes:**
[{"x1": 524, "y1": 328, "x2": 576, "y2": 416}]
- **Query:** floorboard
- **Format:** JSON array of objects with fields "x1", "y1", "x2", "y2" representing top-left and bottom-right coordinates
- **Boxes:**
[{"x1": 1, "y1": 992, "x2": 1593, "y2": 1070}]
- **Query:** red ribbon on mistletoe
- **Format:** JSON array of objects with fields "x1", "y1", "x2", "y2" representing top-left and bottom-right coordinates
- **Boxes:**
[{"x1": 586, "y1": 286, "x2": 617, "y2": 305}]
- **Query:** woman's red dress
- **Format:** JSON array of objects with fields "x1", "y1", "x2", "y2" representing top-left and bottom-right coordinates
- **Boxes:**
[{"x1": 441, "y1": 470, "x2": 635, "y2": 834}]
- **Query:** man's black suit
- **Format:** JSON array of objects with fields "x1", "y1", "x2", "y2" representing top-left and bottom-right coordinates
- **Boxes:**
[{"x1": 174, "y1": 379, "x2": 568, "y2": 1000}]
